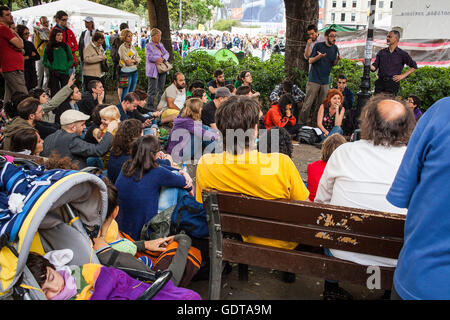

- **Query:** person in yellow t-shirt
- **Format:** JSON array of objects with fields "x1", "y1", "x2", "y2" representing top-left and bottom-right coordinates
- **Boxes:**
[{"x1": 195, "y1": 95, "x2": 310, "y2": 251}]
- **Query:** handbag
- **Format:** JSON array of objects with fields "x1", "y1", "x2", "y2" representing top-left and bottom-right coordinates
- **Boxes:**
[
  {"x1": 296, "y1": 126, "x2": 321, "y2": 145},
  {"x1": 119, "y1": 75, "x2": 129, "y2": 88},
  {"x1": 151, "y1": 42, "x2": 173, "y2": 74},
  {"x1": 156, "y1": 60, "x2": 173, "y2": 74},
  {"x1": 100, "y1": 60, "x2": 109, "y2": 73}
]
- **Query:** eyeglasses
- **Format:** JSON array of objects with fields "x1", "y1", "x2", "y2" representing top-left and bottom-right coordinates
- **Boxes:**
[
  {"x1": 60, "y1": 18, "x2": 68, "y2": 21},
  {"x1": 328, "y1": 35, "x2": 337, "y2": 38}
]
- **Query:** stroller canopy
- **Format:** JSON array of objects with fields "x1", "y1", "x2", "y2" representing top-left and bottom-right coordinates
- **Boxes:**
[{"x1": 0, "y1": 162, "x2": 108, "y2": 296}]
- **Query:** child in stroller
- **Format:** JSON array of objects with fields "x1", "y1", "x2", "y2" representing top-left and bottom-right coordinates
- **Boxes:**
[{"x1": 26, "y1": 251, "x2": 201, "y2": 300}]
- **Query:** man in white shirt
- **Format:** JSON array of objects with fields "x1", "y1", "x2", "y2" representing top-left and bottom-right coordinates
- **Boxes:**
[
  {"x1": 315, "y1": 94, "x2": 416, "y2": 299},
  {"x1": 157, "y1": 72, "x2": 186, "y2": 124}
]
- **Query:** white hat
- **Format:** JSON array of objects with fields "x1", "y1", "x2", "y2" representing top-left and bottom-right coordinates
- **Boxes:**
[
  {"x1": 60, "y1": 110, "x2": 90, "y2": 126},
  {"x1": 84, "y1": 16, "x2": 94, "y2": 23}
]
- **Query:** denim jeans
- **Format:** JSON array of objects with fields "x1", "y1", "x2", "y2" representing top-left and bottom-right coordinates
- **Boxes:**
[
  {"x1": 120, "y1": 70, "x2": 138, "y2": 101},
  {"x1": 320, "y1": 126, "x2": 344, "y2": 142}
]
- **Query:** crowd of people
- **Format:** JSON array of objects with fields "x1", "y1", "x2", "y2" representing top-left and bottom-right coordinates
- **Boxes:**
[{"x1": 1, "y1": 5, "x2": 448, "y2": 301}]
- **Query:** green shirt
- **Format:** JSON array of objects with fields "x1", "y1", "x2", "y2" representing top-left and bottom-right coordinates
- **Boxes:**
[{"x1": 43, "y1": 43, "x2": 74, "y2": 74}]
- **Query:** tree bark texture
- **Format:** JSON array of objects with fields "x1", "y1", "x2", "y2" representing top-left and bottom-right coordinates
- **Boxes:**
[
  {"x1": 146, "y1": 0, "x2": 174, "y2": 62},
  {"x1": 284, "y1": 0, "x2": 319, "y2": 75}
]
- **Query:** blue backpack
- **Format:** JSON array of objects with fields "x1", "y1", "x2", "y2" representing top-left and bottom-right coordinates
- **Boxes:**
[{"x1": 170, "y1": 193, "x2": 209, "y2": 239}]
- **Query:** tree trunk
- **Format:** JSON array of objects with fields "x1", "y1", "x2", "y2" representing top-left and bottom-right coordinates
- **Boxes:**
[
  {"x1": 284, "y1": 0, "x2": 318, "y2": 76},
  {"x1": 146, "y1": 0, "x2": 173, "y2": 62}
]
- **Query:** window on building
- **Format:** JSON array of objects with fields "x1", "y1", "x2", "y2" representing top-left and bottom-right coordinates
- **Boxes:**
[
  {"x1": 379, "y1": 1, "x2": 384, "y2": 8},
  {"x1": 341, "y1": 13, "x2": 346, "y2": 21},
  {"x1": 331, "y1": 13, "x2": 336, "y2": 22},
  {"x1": 343, "y1": 1, "x2": 347, "y2": 8},
  {"x1": 352, "y1": 0, "x2": 357, "y2": 8},
  {"x1": 332, "y1": 0, "x2": 337, "y2": 8},
  {"x1": 378, "y1": 13, "x2": 383, "y2": 20},
  {"x1": 390, "y1": 1, "x2": 393, "y2": 8},
  {"x1": 351, "y1": 13, "x2": 356, "y2": 22},
  {"x1": 368, "y1": 1, "x2": 371, "y2": 8}
]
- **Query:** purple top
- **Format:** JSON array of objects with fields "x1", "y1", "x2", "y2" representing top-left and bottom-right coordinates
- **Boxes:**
[
  {"x1": 145, "y1": 40, "x2": 170, "y2": 78},
  {"x1": 414, "y1": 107, "x2": 423, "y2": 121},
  {"x1": 166, "y1": 117, "x2": 218, "y2": 158},
  {"x1": 372, "y1": 46, "x2": 417, "y2": 78}
]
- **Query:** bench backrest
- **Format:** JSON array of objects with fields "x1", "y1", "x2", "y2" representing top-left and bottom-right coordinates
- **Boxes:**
[{"x1": 202, "y1": 189, "x2": 406, "y2": 292}]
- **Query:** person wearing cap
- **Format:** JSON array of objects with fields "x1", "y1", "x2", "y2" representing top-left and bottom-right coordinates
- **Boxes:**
[
  {"x1": 200, "y1": 86, "x2": 231, "y2": 130},
  {"x1": 78, "y1": 16, "x2": 105, "y2": 92},
  {"x1": 41, "y1": 109, "x2": 116, "y2": 168},
  {"x1": 156, "y1": 72, "x2": 186, "y2": 124},
  {"x1": 145, "y1": 28, "x2": 169, "y2": 112}
]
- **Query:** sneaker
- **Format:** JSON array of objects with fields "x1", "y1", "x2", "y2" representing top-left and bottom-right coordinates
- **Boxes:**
[{"x1": 323, "y1": 286, "x2": 353, "y2": 300}]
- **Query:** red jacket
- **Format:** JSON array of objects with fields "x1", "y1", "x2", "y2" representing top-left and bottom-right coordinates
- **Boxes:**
[
  {"x1": 306, "y1": 160, "x2": 327, "y2": 202},
  {"x1": 263, "y1": 104, "x2": 297, "y2": 130},
  {"x1": 52, "y1": 25, "x2": 78, "y2": 67}
]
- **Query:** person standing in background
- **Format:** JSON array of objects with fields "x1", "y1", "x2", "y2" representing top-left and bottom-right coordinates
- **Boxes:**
[
  {"x1": 52, "y1": 10, "x2": 78, "y2": 76},
  {"x1": 34, "y1": 16, "x2": 50, "y2": 90}
]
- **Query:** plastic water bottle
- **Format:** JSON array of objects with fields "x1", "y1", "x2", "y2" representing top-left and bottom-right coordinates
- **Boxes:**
[{"x1": 181, "y1": 162, "x2": 187, "y2": 172}]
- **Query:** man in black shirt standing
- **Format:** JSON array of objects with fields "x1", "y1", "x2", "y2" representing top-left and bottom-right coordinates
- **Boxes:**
[
  {"x1": 201, "y1": 87, "x2": 232, "y2": 129},
  {"x1": 371, "y1": 30, "x2": 417, "y2": 96}
]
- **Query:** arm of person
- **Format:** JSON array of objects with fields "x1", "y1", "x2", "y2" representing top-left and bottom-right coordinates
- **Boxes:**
[
  {"x1": 268, "y1": 109, "x2": 289, "y2": 128},
  {"x1": 285, "y1": 157, "x2": 310, "y2": 201},
  {"x1": 308, "y1": 45, "x2": 323, "y2": 64},
  {"x1": 145, "y1": 42, "x2": 163, "y2": 63},
  {"x1": 370, "y1": 52, "x2": 380, "y2": 72},
  {"x1": 83, "y1": 46, "x2": 105, "y2": 64},
  {"x1": 42, "y1": 74, "x2": 75, "y2": 113},
  {"x1": 335, "y1": 107, "x2": 345, "y2": 127},
  {"x1": 304, "y1": 39, "x2": 313, "y2": 60},
  {"x1": 65, "y1": 44, "x2": 74, "y2": 68},
  {"x1": 68, "y1": 131, "x2": 113, "y2": 158},
  {"x1": 42, "y1": 49, "x2": 50, "y2": 69},
  {"x1": 316, "y1": 104, "x2": 328, "y2": 135},
  {"x1": 393, "y1": 67, "x2": 415, "y2": 82},
  {"x1": 158, "y1": 166, "x2": 190, "y2": 190},
  {"x1": 208, "y1": 85, "x2": 217, "y2": 95},
  {"x1": 9, "y1": 31, "x2": 24, "y2": 49},
  {"x1": 166, "y1": 96, "x2": 180, "y2": 110},
  {"x1": 269, "y1": 85, "x2": 281, "y2": 103}
]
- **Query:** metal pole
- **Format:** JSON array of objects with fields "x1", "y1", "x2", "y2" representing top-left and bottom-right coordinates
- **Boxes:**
[
  {"x1": 355, "y1": 0, "x2": 376, "y2": 120},
  {"x1": 179, "y1": 0, "x2": 182, "y2": 30}
]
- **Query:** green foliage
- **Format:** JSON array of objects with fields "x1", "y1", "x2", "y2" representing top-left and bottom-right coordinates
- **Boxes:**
[
  {"x1": 212, "y1": 19, "x2": 238, "y2": 32},
  {"x1": 167, "y1": 0, "x2": 222, "y2": 28},
  {"x1": 98, "y1": 49, "x2": 448, "y2": 113},
  {"x1": 398, "y1": 66, "x2": 450, "y2": 111}
]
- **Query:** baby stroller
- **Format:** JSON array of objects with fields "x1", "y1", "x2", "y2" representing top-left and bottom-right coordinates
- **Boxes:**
[{"x1": 0, "y1": 155, "x2": 171, "y2": 300}]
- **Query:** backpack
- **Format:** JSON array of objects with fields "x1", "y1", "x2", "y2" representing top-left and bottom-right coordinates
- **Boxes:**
[
  {"x1": 297, "y1": 127, "x2": 321, "y2": 145},
  {"x1": 110, "y1": 36, "x2": 122, "y2": 63},
  {"x1": 170, "y1": 193, "x2": 209, "y2": 239}
]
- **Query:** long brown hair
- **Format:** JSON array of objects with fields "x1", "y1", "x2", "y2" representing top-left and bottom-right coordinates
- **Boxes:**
[{"x1": 121, "y1": 135, "x2": 160, "y2": 180}]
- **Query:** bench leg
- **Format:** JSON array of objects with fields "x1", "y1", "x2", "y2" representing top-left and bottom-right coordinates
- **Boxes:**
[{"x1": 238, "y1": 263, "x2": 248, "y2": 281}]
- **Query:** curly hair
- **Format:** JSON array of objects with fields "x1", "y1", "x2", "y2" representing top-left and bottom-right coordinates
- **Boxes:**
[
  {"x1": 44, "y1": 150, "x2": 80, "y2": 170},
  {"x1": 321, "y1": 133, "x2": 347, "y2": 162},
  {"x1": 322, "y1": 89, "x2": 344, "y2": 109},
  {"x1": 360, "y1": 94, "x2": 416, "y2": 147},
  {"x1": 110, "y1": 119, "x2": 143, "y2": 157}
]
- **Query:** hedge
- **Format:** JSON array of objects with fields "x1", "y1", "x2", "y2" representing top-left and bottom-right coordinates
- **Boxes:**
[{"x1": 89, "y1": 49, "x2": 447, "y2": 112}]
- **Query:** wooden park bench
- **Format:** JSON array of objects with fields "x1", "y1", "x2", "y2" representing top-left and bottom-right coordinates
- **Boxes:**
[{"x1": 201, "y1": 189, "x2": 406, "y2": 300}]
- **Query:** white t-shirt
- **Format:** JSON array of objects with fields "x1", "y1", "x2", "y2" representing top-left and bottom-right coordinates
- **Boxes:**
[
  {"x1": 157, "y1": 83, "x2": 186, "y2": 111},
  {"x1": 315, "y1": 139, "x2": 407, "y2": 267}
]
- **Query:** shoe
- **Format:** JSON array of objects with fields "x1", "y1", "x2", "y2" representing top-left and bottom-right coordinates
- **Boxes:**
[
  {"x1": 323, "y1": 286, "x2": 353, "y2": 300},
  {"x1": 281, "y1": 271, "x2": 296, "y2": 283}
]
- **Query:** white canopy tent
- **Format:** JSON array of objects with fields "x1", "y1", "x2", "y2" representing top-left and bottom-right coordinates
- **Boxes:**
[{"x1": 12, "y1": 0, "x2": 141, "y2": 36}]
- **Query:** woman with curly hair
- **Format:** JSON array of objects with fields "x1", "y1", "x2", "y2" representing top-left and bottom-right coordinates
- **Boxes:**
[
  {"x1": 317, "y1": 89, "x2": 345, "y2": 142},
  {"x1": 107, "y1": 118, "x2": 143, "y2": 184}
]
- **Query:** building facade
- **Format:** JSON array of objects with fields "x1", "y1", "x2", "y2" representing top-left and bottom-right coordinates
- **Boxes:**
[{"x1": 323, "y1": 0, "x2": 393, "y2": 29}]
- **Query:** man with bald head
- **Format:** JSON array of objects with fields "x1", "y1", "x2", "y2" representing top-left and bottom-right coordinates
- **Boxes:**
[{"x1": 314, "y1": 94, "x2": 416, "y2": 300}]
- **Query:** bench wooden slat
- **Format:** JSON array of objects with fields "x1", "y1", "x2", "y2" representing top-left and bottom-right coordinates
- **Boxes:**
[
  {"x1": 221, "y1": 214, "x2": 403, "y2": 258},
  {"x1": 217, "y1": 193, "x2": 405, "y2": 238},
  {"x1": 223, "y1": 239, "x2": 395, "y2": 290}
]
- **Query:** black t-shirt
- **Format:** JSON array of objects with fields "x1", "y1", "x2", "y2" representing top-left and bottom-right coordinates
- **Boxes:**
[
  {"x1": 207, "y1": 79, "x2": 231, "y2": 99},
  {"x1": 201, "y1": 100, "x2": 217, "y2": 126}
]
